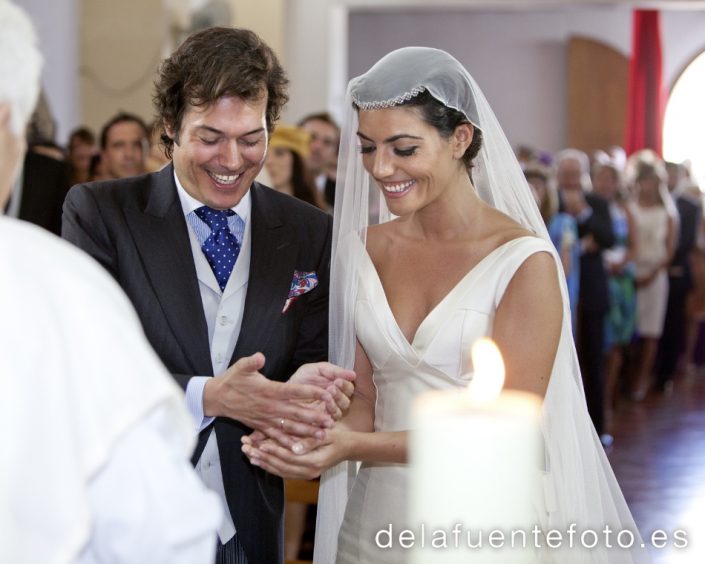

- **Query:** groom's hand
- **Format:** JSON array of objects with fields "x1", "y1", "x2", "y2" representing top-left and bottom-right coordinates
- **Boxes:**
[
  {"x1": 203, "y1": 353, "x2": 354, "y2": 439},
  {"x1": 243, "y1": 362, "x2": 355, "y2": 447}
]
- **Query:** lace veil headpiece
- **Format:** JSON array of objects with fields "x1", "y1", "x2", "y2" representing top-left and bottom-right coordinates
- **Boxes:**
[{"x1": 315, "y1": 46, "x2": 650, "y2": 564}]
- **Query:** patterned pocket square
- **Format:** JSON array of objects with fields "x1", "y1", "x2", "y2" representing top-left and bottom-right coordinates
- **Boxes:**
[{"x1": 282, "y1": 270, "x2": 318, "y2": 313}]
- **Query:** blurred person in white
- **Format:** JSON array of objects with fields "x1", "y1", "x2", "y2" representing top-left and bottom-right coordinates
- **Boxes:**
[
  {"x1": 626, "y1": 150, "x2": 677, "y2": 400},
  {"x1": 0, "y1": 2, "x2": 221, "y2": 563}
]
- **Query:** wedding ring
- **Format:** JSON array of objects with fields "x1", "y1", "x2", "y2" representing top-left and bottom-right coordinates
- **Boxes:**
[{"x1": 279, "y1": 418, "x2": 285, "y2": 429}]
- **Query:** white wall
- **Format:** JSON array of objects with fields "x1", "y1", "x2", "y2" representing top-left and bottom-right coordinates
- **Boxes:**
[
  {"x1": 286, "y1": 2, "x2": 705, "y2": 153},
  {"x1": 348, "y1": 7, "x2": 631, "y2": 152},
  {"x1": 14, "y1": 0, "x2": 80, "y2": 144}
]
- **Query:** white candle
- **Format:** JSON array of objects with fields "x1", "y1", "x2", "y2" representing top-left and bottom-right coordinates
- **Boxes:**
[{"x1": 409, "y1": 338, "x2": 542, "y2": 563}]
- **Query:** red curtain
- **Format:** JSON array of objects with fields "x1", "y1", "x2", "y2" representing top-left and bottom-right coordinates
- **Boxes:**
[{"x1": 625, "y1": 10, "x2": 665, "y2": 156}]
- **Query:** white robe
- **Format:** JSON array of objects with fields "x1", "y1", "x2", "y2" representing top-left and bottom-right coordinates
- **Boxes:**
[{"x1": 0, "y1": 217, "x2": 222, "y2": 564}]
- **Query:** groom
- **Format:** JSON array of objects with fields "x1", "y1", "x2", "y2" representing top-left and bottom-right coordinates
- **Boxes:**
[{"x1": 63, "y1": 27, "x2": 352, "y2": 563}]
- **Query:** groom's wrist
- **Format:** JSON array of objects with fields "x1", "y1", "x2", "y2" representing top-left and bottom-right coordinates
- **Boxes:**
[{"x1": 202, "y1": 377, "x2": 224, "y2": 418}]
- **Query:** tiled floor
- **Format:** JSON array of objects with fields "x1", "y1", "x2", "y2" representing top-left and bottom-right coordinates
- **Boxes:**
[{"x1": 608, "y1": 370, "x2": 705, "y2": 563}]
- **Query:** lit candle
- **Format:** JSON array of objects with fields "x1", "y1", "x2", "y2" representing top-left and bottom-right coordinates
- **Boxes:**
[{"x1": 409, "y1": 338, "x2": 542, "y2": 563}]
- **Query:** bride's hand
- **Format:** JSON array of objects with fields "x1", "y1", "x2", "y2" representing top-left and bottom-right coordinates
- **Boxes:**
[
  {"x1": 241, "y1": 428, "x2": 348, "y2": 480},
  {"x1": 289, "y1": 362, "x2": 356, "y2": 420}
]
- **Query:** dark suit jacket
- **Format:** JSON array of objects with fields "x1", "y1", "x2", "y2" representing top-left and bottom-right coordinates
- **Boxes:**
[
  {"x1": 672, "y1": 194, "x2": 701, "y2": 288},
  {"x1": 9, "y1": 151, "x2": 71, "y2": 235},
  {"x1": 62, "y1": 164, "x2": 332, "y2": 564},
  {"x1": 575, "y1": 192, "x2": 614, "y2": 313}
]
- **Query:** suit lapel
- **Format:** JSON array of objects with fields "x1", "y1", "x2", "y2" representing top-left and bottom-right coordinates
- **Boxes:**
[
  {"x1": 233, "y1": 184, "x2": 296, "y2": 360},
  {"x1": 125, "y1": 165, "x2": 213, "y2": 375}
]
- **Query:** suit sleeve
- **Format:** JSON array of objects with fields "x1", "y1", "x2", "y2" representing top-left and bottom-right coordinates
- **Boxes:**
[
  {"x1": 62, "y1": 184, "x2": 119, "y2": 280},
  {"x1": 580, "y1": 195, "x2": 614, "y2": 251},
  {"x1": 286, "y1": 213, "x2": 333, "y2": 377}
]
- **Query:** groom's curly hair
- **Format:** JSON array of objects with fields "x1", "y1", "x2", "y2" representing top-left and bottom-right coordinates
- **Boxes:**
[
  {"x1": 153, "y1": 26, "x2": 289, "y2": 159},
  {"x1": 400, "y1": 90, "x2": 483, "y2": 174}
]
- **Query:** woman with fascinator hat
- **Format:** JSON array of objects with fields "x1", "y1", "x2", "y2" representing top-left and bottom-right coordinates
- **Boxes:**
[{"x1": 242, "y1": 47, "x2": 650, "y2": 563}]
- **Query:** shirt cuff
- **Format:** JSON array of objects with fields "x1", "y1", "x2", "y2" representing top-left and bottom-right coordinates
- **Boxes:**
[{"x1": 185, "y1": 377, "x2": 215, "y2": 432}]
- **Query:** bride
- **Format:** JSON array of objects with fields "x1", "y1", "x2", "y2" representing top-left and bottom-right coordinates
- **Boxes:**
[{"x1": 242, "y1": 47, "x2": 650, "y2": 563}]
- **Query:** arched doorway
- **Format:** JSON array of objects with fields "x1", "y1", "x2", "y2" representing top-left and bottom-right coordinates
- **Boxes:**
[{"x1": 663, "y1": 50, "x2": 705, "y2": 190}]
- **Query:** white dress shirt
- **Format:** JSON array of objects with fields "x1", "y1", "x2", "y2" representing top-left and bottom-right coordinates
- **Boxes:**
[{"x1": 176, "y1": 172, "x2": 252, "y2": 543}]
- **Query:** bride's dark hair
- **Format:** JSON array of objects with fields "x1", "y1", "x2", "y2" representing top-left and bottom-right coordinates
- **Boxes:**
[{"x1": 400, "y1": 90, "x2": 483, "y2": 173}]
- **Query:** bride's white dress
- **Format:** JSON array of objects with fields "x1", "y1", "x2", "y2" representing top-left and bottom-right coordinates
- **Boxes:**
[{"x1": 336, "y1": 235, "x2": 553, "y2": 563}]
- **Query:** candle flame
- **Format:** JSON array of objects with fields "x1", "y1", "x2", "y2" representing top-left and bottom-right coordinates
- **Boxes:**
[{"x1": 469, "y1": 338, "x2": 505, "y2": 402}]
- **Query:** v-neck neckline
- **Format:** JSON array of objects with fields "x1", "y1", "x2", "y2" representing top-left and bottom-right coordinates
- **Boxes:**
[{"x1": 358, "y1": 236, "x2": 531, "y2": 356}]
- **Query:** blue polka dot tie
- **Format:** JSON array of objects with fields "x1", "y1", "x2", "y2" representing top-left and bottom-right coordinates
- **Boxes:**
[{"x1": 194, "y1": 206, "x2": 240, "y2": 291}]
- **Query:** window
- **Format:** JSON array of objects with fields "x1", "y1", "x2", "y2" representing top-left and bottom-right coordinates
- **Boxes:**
[{"x1": 663, "y1": 51, "x2": 705, "y2": 191}]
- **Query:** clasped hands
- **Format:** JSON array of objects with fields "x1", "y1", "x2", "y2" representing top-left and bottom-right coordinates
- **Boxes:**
[{"x1": 203, "y1": 352, "x2": 354, "y2": 478}]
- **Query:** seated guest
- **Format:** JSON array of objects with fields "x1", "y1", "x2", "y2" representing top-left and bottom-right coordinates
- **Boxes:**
[{"x1": 0, "y1": 3, "x2": 222, "y2": 562}]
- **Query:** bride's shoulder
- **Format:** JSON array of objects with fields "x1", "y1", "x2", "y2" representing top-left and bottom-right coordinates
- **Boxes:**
[
  {"x1": 485, "y1": 207, "x2": 535, "y2": 243},
  {"x1": 365, "y1": 223, "x2": 396, "y2": 251}
]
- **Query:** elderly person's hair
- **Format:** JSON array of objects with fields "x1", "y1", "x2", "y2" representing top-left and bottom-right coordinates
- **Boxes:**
[
  {"x1": 99, "y1": 112, "x2": 148, "y2": 150},
  {"x1": 556, "y1": 148, "x2": 592, "y2": 191},
  {"x1": 153, "y1": 26, "x2": 289, "y2": 160},
  {"x1": 0, "y1": 1, "x2": 42, "y2": 137}
]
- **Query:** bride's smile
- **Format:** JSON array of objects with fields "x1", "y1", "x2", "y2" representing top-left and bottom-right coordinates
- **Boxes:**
[{"x1": 357, "y1": 105, "x2": 474, "y2": 217}]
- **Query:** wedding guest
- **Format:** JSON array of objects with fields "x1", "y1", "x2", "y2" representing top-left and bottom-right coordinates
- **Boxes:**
[
  {"x1": 556, "y1": 148, "x2": 614, "y2": 440},
  {"x1": 592, "y1": 158, "x2": 636, "y2": 416},
  {"x1": 299, "y1": 111, "x2": 339, "y2": 207},
  {"x1": 99, "y1": 111, "x2": 148, "y2": 179},
  {"x1": 626, "y1": 150, "x2": 677, "y2": 400},
  {"x1": 656, "y1": 161, "x2": 702, "y2": 390},
  {"x1": 67, "y1": 126, "x2": 97, "y2": 184},
  {"x1": 265, "y1": 123, "x2": 326, "y2": 210}
]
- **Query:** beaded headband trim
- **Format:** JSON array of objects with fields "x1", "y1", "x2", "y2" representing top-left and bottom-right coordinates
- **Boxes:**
[{"x1": 351, "y1": 86, "x2": 426, "y2": 110}]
